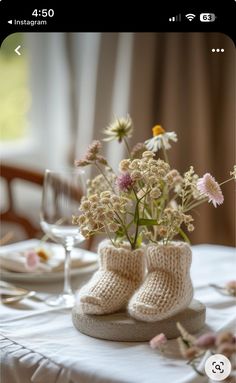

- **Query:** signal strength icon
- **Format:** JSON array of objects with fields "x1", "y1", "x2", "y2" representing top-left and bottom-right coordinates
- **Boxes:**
[
  {"x1": 185, "y1": 13, "x2": 196, "y2": 21},
  {"x1": 169, "y1": 14, "x2": 181, "y2": 22}
]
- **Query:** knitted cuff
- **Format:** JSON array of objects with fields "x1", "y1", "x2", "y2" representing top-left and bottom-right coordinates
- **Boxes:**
[
  {"x1": 146, "y1": 242, "x2": 192, "y2": 273},
  {"x1": 98, "y1": 240, "x2": 145, "y2": 282}
]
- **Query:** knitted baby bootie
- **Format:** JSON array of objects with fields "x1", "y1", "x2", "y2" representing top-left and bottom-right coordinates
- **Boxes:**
[
  {"x1": 77, "y1": 240, "x2": 145, "y2": 315},
  {"x1": 128, "y1": 242, "x2": 193, "y2": 322}
]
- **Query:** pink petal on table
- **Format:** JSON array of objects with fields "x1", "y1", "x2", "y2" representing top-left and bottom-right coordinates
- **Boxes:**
[
  {"x1": 25, "y1": 250, "x2": 40, "y2": 271},
  {"x1": 150, "y1": 333, "x2": 167, "y2": 349}
]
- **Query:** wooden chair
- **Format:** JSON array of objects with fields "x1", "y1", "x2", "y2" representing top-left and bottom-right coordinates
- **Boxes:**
[
  {"x1": 0, "y1": 163, "x2": 93, "y2": 249},
  {"x1": 0, "y1": 163, "x2": 44, "y2": 240}
]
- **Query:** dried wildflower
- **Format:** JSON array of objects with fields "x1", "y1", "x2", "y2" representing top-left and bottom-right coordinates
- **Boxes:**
[
  {"x1": 197, "y1": 173, "x2": 224, "y2": 208},
  {"x1": 75, "y1": 140, "x2": 108, "y2": 168},
  {"x1": 129, "y1": 159, "x2": 141, "y2": 170},
  {"x1": 177, "y1": 337, "x2": 188, "y2": 358},
  {"x1": 165, "y1": 169, "x2": 182, "y2": 188},
  {"x1": 119, "y1": 159, "x2": 131, "y2": 172},
  {"x1": 176, "y1": 322, "x2": 196, "y2": 345},
  {"x1": 88, "y1": 140, "x2": 102, "y2": 155},
  {"x1": 131, "y1": 142, "x2": 147, "y2": 159},
  {"x1": 74, "y1": 159, "x2": 91, "y2": 167},
  {"x1": 145, "y1": 125, "x2": 178, "y2": 153},
  {"x1": 150, "y1": 188, "x2": 161, "y2": 199},
  {"x1": 87, "y1": 172, "x2": 116, "y2": 196},
  {"x1": 215, "y1": 332, "x2": 234, "y2": 346},
  {"x1": 184, "y1": 215, "x2": 194, "y2": 224},
  {"x1": 187, "y1": 224, "x2": 194, "y2": 232},
  {"x1": 184, "y1": 347, "x2": 201, "y2": 360},
  {"x1": 150, "y1": 333, "x2": 167, "y2": 350},
  {"x1": 96, "y1": 155, "x2": 108, "y2": 165},
  {"x1": 195, "y1": 333, "x2": 216, "y2": 348},
  {"x1": 176, "y1": 326, "x2": 236, "y2": 377},
  {"x1": 116, "y1": 172, "x2": 134, "y2": 192},
  {"x1": 103, "y1": 115, "x2": 133, "y2": 143},
  {"x1": 74, "y1": 117, "x2": 234, "y2": 248},
  {"x1": 158, "y1": 226, "x2": 168, "y2": 237},
  {"x1": 157, "y1": 208, "x2": 185, "y2": 241},
  {"x1": 142, "y1": 150, "x2": 155, "y2": 159},
  {"x1": 130, "y1": 170, "x2": 142, "y2": 181}
]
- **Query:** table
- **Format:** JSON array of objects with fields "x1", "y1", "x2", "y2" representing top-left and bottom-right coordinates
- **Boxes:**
[{"x1": 1, "y1": 244, "x2": 235, "y2": 383}]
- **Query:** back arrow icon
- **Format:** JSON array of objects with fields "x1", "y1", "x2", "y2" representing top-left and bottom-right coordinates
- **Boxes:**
[{"x1": 15, "y1": 45, "x2": 21, "y2": 56}]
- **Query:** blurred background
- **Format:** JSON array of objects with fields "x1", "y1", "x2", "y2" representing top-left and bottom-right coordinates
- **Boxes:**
[{"x1": 0, "y1": 32, "x2": 235, "y2": 246}]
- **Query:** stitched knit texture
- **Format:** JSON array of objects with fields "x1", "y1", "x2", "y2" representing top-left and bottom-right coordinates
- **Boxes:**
[
  {"x1": 77, "y1": 240, "x2": 145, "y2": 315},
  {"x1": 128, "y1": 242, "x2": 193, "y2": 322}
]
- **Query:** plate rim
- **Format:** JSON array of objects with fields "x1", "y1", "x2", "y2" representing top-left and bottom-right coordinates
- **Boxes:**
[{"x1": 0, "y1": 239, "x2": 98, "y2": 282}]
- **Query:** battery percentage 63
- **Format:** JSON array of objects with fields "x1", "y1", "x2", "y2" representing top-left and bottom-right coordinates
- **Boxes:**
[{"x1": 200, "y1": 13, "x2": 216, "y2": 22}]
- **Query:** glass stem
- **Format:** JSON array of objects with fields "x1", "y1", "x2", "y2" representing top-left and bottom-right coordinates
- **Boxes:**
[{"x1": 63, "y1": 246, "x2": 72, "y2": 295}]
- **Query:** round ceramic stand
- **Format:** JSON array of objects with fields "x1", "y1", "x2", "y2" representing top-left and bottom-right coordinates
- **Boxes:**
[{"x1": 72, "y1": 299, "x2": 206, "y2": 341}]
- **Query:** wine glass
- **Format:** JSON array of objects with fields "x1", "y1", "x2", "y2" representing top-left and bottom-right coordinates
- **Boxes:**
[{"x1": 40, "y1": 169, "x2": 86, "y2": 307}]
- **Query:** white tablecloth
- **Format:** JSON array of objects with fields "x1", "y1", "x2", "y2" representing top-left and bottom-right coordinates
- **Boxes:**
[{"x1": 1, "y1": 244, "x2": 236, "y2": 383}]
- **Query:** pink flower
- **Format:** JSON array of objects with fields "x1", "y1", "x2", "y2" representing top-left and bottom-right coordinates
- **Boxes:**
[
  {"x1": 195, "y1": 333, "x2": 216, "y2": 348},
  {"x1": 197, "y1": 173, "x2": 224, "y2": 207},
  {"x1": 25, "y1": 250, "x2": 40, "y2": 271},
  {"x1": 116, "y1": 172, "x2": 134, "y2": 192},
  {"x1": 150, "y1": 333, "x2": 167, "y2": 349}
]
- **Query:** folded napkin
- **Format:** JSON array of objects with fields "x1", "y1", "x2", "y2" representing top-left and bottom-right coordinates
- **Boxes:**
[{"x1": 0, "y1": 245, "x2": 97, "y2": 273}]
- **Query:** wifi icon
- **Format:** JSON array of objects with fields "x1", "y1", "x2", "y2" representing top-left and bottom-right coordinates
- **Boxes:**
[{"x1": 185, "y1": 13, "x2": 196, "y2": 21}]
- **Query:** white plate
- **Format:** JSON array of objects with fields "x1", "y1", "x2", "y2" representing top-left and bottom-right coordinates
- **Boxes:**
[{"x1": 0, "y1": 239, "x2": 98, "y2": 283}]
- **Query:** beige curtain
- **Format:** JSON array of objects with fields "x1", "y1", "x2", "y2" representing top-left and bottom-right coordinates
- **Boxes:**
[{"x1": 69, "y1": 32, "x2": 235, "y2": 246}]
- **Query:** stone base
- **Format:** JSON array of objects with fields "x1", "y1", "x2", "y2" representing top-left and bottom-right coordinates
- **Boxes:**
[{"x1": 72, "y1": 299, "x2": 206, "y2": 341}]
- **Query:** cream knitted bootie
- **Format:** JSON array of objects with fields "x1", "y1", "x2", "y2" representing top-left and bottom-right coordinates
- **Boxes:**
[
  {"x1": 128, "y1": 242, "x2": 193, "y2": 322},
  {"x1": 77, "y1": 240, "x2": 145, "y2": 315}
]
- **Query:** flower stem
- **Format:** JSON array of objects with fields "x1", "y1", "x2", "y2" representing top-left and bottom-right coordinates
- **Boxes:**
[
  {"x1": 178, "y1": 227, "x2": 191, "y2": 244},
  {"x1": 95, "y1": 162, "x2": 115, "y2": 192},
  {"x1": 114, "y1": 211, "x2": 133, "y2": 248},
  {"x1": 131, "y1": 188, "x2": 140, "y2": 249},
  {"x1": 124, "y1": 137, "x2": 131, "y2": 157},
  {"x1": 219, "y1": 177, "x2": 234, "y2": 186},
  {"x1": 183, "y1": 197, "x2": 208, "y2": 212},
  {"x1": 104, "y1": 224, "x2": 116, "y2": 247},
  {"x1": 161, "y1": 137, "x2": 169, "y2": 164}
]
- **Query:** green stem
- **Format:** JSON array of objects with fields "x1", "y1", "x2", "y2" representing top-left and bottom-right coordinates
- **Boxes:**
[
  {"x1": 132, "y1": 188, "x2": 140, "y2": 249},
  {"x1": 95, "y1": 162, "x2": 115, "y2": 192},
  {"x1": 161, "y1": 137, "x2": 169, "y2": 164},
  {"x1": 183, "y1": 197, "x2": 208, "y2": 212},
  {"x1": 138, "y1": 188, "x2": 152, "y2": 201},
  {"x1": 104, "y1": 224, "x2": 116, "y2": 247},
  {"x1": 219, "y1": 177, "x2": 234, "y2": 186},
  {"x1": 178, "y1": 227, "x2": 191, "y2": 244},
  {"x1": 133, "y1": 205, "x2": 140, "y2": 250},
  {"x1": 114, "y1": 211, "x2": 133, "y2": 248},
  {"x1": 123, "y1": 137, "x2": 131, "y2": 157}
]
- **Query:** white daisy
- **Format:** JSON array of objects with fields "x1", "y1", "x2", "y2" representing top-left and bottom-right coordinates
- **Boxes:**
[
  {"x1": 145, "y1": 125, "x2": 178, "y2": 153},
  {"x1": 103, "y1": 115, "x2": 133, "y2": 143}
]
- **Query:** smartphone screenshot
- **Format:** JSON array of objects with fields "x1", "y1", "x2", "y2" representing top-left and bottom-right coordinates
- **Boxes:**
[{"x1": 0, "y1": 2, "x2": 235, "y2": 383}]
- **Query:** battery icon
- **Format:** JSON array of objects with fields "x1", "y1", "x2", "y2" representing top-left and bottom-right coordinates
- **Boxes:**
[{"x1": 200, "y1": 13, "x2": 216, "y2": 22}]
